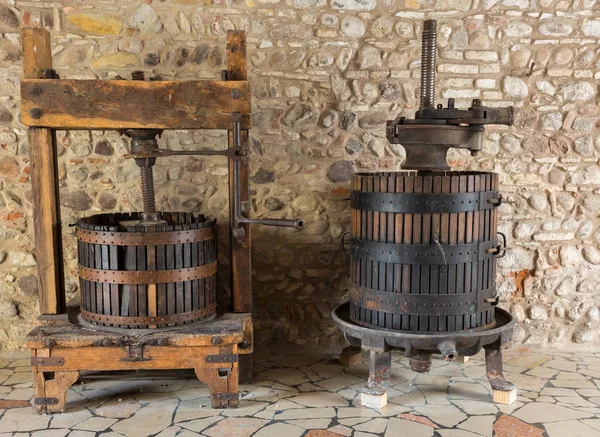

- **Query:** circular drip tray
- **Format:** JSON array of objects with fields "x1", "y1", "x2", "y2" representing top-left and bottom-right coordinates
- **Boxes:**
[{"x1": 332, "y1": 302, "x2": 514, "y2": 356}]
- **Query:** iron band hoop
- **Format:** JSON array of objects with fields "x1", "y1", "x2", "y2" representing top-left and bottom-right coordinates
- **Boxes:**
[
  {"x1": 349, "y1": 238, "x2": 499, "y2": 265},
  {"x1": 79, "y1": 261, "x2": 217, "y2": 285},
  {"x1": 76, "y1": 227, "x2": 215, "y2": 246},
  {"x1": 350, "y1": 190, "x2": 501, "y2": 214},
  {"x1": 349, "y1": 282, "x2": 496, "y2": 316},
  {"x1": 80, "y1": 303, "x2": 217, "y2": 326}
]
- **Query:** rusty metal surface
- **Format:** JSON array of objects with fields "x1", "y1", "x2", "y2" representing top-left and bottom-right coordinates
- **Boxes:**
[
  {"x1": 349, "y1": 283, "x2": 497, "y2": 317},
  {"x1": 206, "y1": 354, "x2": 238, "y2": 363},
  {"x1": 332, "y1": 302, "x2": 514, "y2": 356},
  {"x1": 31, "y1": 357, "x2": 64, "y2": 366},
  {"x1": 81, "y1": 303, "x2": 217, "y2": 326},
  {"x1": 386, "y1": 19, "x2": 513, "y2": 170},
  {"x1": 76, "y1": 227, "x2": 214, "y2": 246},
  {"x1": 79, "y1": 261, "x2": 217, "y2": 285}
]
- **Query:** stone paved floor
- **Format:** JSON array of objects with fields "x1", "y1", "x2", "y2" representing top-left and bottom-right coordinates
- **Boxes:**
[{"x1": 1, "y1": 347, "x2": 600, "y2": 436}]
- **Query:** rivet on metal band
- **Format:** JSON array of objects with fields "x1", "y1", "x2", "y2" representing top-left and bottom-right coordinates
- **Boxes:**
[
  {"x1": 80, "y1": 303, "x2": 217, "y2": 326},
  {"x1": 78, "y1": 261, "x2": 217, "y2": 285},
  {"x1": 76, "y1": 227, "x2": 214, "y2": 246}
]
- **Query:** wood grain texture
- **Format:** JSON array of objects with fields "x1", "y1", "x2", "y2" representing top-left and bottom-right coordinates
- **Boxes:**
[
  {"x1": 21, "y1": 79, "x2": 251, "y2": 129},
  {"x1": 26, "y1": 308, "x2": 252, "y2": 349},
  {"x1": 30, "y1": 343, "x2": 242, "y2": 411},
  {"x1": 23, "y1": 28, "x2": 65, "y2": 315},
  {"x1": 226, "y1": 30, "x2": 253, "y2": 385},
  {"x1": 226, "y1": 30, "x2": 247, "y2": 81}
]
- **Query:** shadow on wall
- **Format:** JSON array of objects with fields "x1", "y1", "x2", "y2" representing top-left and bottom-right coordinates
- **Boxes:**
[{"x1": 219, "y1": 229, "x2": 351, "y2": 350}]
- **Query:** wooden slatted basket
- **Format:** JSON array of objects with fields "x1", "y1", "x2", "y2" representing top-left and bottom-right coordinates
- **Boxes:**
[
  {"x1": 349, "y1": 171, "x2": 501, "y2": 333},
  {"x1": 77, "y1": 212, "x2": 218, "y2": 328}
]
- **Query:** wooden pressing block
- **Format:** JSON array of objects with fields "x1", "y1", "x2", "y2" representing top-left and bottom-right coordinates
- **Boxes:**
[
  {"x1": 454, "y1": 355, "x2": 470, "y2": 364},
  {"x1": 492, "y1": 387, "x2": 517, "y2": 405},
  {"x1": 339, "y1": 346, "x2": 363, "y2": 367},
  {"x1": 361, "y1": 392, "x2": 387, "y2": 409}
]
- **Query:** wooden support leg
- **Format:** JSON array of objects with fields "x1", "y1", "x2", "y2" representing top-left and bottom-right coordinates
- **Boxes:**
[
  {"x1": 485, "y1": 341, "x2": 516, "y2": 405},
  {"x1": 33, "y1": 370, "x2": 79, "y2": 414},
  {"x1": 339, "y1": 346, "x2": 363, "y2": 368},
  {"x1": 361, "y1": 350, "x2": 391, "y2": 409},
  {"x1": 22, "y1": 28, "x2": 65, "y2": 316},
  {"x1": 195, "y1": 365, "x2": 239, "y2": 408},
  {"x1": 238, "y1": 354, "x2": 253, "y2": 384}
]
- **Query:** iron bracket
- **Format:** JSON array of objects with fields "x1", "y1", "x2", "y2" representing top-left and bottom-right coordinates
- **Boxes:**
[
  {"x1": 31, "y1": 357, "x2": 64, "y2": 367},
  {"x1": 122, "y1": 345, "x2": 151, "y2": 362},
  {"x1": 206, "y1": 354, "x2": 238, "y2": 364},
  {"x1": 213, "y1": 392, "x2": 240, "y2": 401},
  {"x1": 34, "y1": 397, "x2": 58, "y2": 405}
]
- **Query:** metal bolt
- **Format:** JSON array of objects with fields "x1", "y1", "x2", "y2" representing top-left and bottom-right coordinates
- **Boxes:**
[
  {"x1": 29, "y1": 108, "x2": 43, "y2": 119},
  {"x1": 29, "y1": 86, "x2": 42, "y2": 96},
  {"x1": 230, "y1": 89, "x2": 242, "y2": 100},
  {"x1": 238, "y1": 340, "x2": 250, "y2": 349},
  {"x1": 211, "y1": 336, "x2": 222, "y2": 345}
]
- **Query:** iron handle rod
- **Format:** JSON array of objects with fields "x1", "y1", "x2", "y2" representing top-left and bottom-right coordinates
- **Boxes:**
[{"x1": 237, "y1": 217, "x2": 303, "y2": 228}]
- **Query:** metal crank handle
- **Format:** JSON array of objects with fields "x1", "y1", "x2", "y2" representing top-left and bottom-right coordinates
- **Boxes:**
[{"x1": 230, "y1": 113, "x2": 303, "y2": 242}]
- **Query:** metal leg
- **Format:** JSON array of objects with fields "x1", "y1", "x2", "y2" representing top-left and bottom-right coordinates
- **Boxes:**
[
  {"x1": 409, "y1": 352, "x2": 432, "y2": 373},
  {"x1": 361, "y1": 350, "x2": 391, "y2": 409},
  {"x1": 485, "y1": 341, "x2": 517, "y2": 404}
]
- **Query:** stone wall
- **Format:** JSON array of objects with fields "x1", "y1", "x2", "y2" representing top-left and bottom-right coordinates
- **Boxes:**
[{"x1": 0, "y1": 0, "x2": 598, "y2": 350}]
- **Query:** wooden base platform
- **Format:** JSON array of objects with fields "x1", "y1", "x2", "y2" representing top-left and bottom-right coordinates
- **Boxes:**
[{"x1": 26, "y1": 306, "x2": 252, "y2": 414}]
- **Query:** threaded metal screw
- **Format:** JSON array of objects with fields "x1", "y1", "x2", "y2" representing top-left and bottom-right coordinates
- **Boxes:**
[
  {"x1": 420, "y1": 19, "x2": 437, "y2": 109},
  {"x1": 140, "y1": 166, "x2": 156, "y2": 213}
]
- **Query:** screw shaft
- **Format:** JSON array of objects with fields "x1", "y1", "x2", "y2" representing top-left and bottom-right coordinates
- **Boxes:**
[
  {"x1": 420, "y1": 19, "x2": 437, "y2": 109},
  {"x1": 140, "y1": 166, "x2": 156, "y2": 213}
]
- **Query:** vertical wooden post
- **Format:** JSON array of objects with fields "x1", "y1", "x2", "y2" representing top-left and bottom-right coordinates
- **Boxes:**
[
  {"x1": 226, "y1": 30, "x2": 252, "y2": 383},
  {"x1": 22, "y1": 28, "x2": 65, "y2": 315}
]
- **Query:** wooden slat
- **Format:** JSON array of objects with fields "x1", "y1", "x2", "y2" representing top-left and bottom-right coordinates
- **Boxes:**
[
  {"x1": 411, "y1": 175, "x2": 423, "y2": 332},
  {"x1": 385, "y1": 175, "x2": 394, "y2": 329},
  {"x1": 147, "y1": 225, "x2": 157, "y2": 329},
  {"x1": 157, "y1": 227, "x2": 167, "y2": 323},
  {"x1": 393, "y1": 174, "x2": 403, "y2": 330},
  {"x1": 456, "y1": 175, "x2": 467, "y2": 331},
  {"x1": 447, "y1": 175, "x2": 459, "y2": 332},
  {"x1": 21, "y1": 79, "x2": 251, "y2": 129},
  {"x1": 465, "y1": 175, "x2": 475, "y2": 329},
  {"x1": 421, "y1": 175, "x2": 432, "y2": 331},
  {"x1": 473, "y1": 175, "x2": 481, "y2": 328},
  {"x1": 401, "y1": 174, "x2": 413, "y2": 331},
  {"x1": 438, "y1": 175, "x2": 450, "y2": 332},
  {"x1": 109, "y1": 221, "x2": 119, "y2": 319},
  {"x1": 430, "y1": 175, "x2": 442, "y2": 332}
]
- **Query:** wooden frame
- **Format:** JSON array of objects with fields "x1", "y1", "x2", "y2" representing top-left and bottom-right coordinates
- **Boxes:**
[{"x1": 21, "y1": 28, "x2": 254, "y2": 412}]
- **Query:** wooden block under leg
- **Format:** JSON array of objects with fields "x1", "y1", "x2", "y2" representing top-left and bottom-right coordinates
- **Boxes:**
[
  {"x1": 361, "y1": 392, "x2": 387, "y2": 409},
  {"x1": 339, "y1": 346, "x2": 363, "y2": 367},
  {"x1": 492, "y1": 387, "x2": 517, "y2": 405}
]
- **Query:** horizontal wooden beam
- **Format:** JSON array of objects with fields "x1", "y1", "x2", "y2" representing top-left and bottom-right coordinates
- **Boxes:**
[{"x1": 21, "y1": 79, "x2": 251, "y2": 130}]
